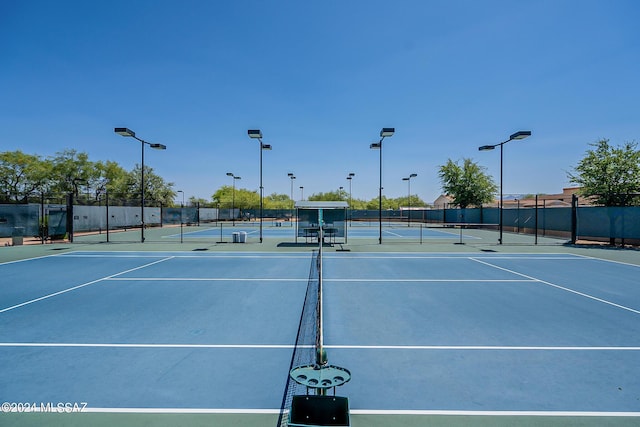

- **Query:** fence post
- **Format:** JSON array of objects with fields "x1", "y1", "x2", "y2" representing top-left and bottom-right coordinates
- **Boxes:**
[
  {"x1": 570, "y1": 194, "x2": 577, "y2": 244},
  {"x1": 66, "y1": 192, "x2": 74, "y2": 243},
  {"x1": 534, "y1": 194, "x2": 538, "y2": 245},
  {"x1": 40, "y1": 193, "x2": 45, "y2": 244}
]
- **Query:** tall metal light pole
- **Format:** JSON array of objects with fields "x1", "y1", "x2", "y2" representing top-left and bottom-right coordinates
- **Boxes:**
[
  {"x1": 300, "y1": 186, "x2": 304, "y2": 201},
  {"x1": 346, "y1": 173, "x2": 355, "y2": 224},
  {"x1": 114, "y1": 128, "x2": 166, "y2": 243},
  {"x1": 226, "y1": 172, "x2": 241, "y2": 225},
  {"x1": 402, "y1": 173, "x2": 417, "y2": 227},
  {"x1": 370, "y1": 128, "x2": 394, "y2": 244},
  {"x1": 248, "y1": 129, "x2": 271, "y2": 243},
  {"x1": 479, "y1": 130, "x2": 532, "y2": 244},
  {"x1": 177, "y1": 190, "x2": 184, "y2": 243},
  {"x1": 288, "y1": 173, "x2": 296, "y2": 222}
]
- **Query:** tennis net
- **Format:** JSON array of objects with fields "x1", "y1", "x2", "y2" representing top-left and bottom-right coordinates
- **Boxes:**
[{"x1": 276, "y1": 250, "x2": 321, "y2": 427}]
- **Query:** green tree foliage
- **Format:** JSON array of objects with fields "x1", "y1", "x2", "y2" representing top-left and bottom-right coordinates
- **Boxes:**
[
  {"x1": 308, "y1": 189, "x2": 348, "y2": 202},
  {"x1": 212, "y1": 186, "x2": 260, "y2": 209},
  {"x1": 49, "y1": 149, "x2": 102, "y2": 200},
  {"x1": 93, "y1": 160, "x2": 137, "y2": 204},
  {"x1": 188, "y1": 196, "x2": 213, "y2": 207},
  {"x1": 438, "y1": 158, "x2": 497, "y2": 208},
  {"x1": 128, "y1": 164, "x2": 176, "y2": 206},
  {"x1": 395, "y1": 195, "x2": 428, "y2": 209},
  {"x1": 365, "y1": 195, "x2": 397, "y2": 210},
  {"x1": 264, "y1": 192, "x2": 291, "y2": 209},
  {"x1": 568, "y1": 139, "x2": 640, "y2": 206},
  {"x1": 0, "y1": 151, "x2": 51, "y2": 202},
  {"x1": 0, "y1": 149, "x2": 175, "y2": 206}
]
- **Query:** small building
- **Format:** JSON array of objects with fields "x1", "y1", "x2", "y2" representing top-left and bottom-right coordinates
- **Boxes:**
[{"x1": 294, "y1": 201, "x2": 349, "y2": 244}]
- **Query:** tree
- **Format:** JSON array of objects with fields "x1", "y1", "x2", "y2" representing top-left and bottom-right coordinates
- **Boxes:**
[
  {"x1": 188, "y1": 196, "x2": 213, "y2": 207},
  {"x1": 365, "y1": 195, "x2": 396, "y2": 210},
  {"x1": 308, "y1": 189, "x2": 348, "y2": 202},
  {"x1": 94, "y1": 160, "x2": 135, "y2": 204},
  {"x1": 128, "y1": 164, "x2": 176, "y2": 206},
  {"x1": 568, "y1": 139, "x2": 640, "y2": 206},
  {"x1": 396, "y1": 195, "x2": 428, "y2": 209},
  {"x1": 212, "y1": 186, "x2": 259, "y2": 209},
  {"x1": 0, "y1": 151, "x2": 51, "y2": 202},
  {"x1": 438, "y1": 158, "x2": 497, "y2": 208},
  {"x1": 264, "y1": 192, "x2": 290, "y2": 209},
  {"x1": 49, "y1": 149, "x2": 102, "y2": 201}
]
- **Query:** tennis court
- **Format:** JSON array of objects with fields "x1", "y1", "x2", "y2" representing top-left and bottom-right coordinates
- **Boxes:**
[
  {"x1": 1, "y1": 247, "x2": 639, "y2": 426},
  {"x1": 71, "y1": 222, "x2": 563, "y2": 247}
]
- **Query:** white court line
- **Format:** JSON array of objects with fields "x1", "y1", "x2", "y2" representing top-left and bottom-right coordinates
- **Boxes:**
[
  {"x1": 324, "y1": 278, "x2": 535, "y2": 283},
  {"x1": 571, "y1": 252, "x2": 640, "y2": 268},
  {"x1": 0, "y1": 343, "x2": 305, "y2": 349},
  {"x1": 58, "y1": 252, "x2": 310, "y2": 259},
  {"x1": 322, "y1": 254, "x2": 583, "y2": 260},
  {"x1": 350, "y1": 409, "x2": 640, "y2": 417},
  {"x1": 325, "y1": 345, "x2": 640, "y2": 351},
  {"x1": 0, "y1": 257, "x2": 174, "y2": 313},
  {"x1": 6, "y1": 407, "x2": 279, "y2": 414},
  {"x1": 105, "y1": 277, "x2": 533, "y2": 283},
  {"x1": 106, "y1": 277, "x2": 307, "y2": 282},
  {"x1": 470, "y1": 258, "x2": 640, "y2": 315},
  {"x1": 0, "y1": 252, "x2": 69, "y2": 266},
  {"x1": 2, "y1": 343, "x2": 638, "y2": 351},
  {"x1": 20, "y1": 407, "x2": 638, "y2": 416}
]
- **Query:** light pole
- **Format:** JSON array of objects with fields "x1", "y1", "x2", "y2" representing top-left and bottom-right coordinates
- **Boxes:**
[
  {"x1": 370, "y1": 128, "x2": 394, "y2": 244},
  {"x1": 248, "y1": 129, "x2": 271, "y2": 243},
  {"x1": 479, "y1": 130, "x2": 531, "y2": 244},
  {"x1": 288, "y1": 173, "x2": 296, "y2": 223},
  {"x1": 346, "y1": 173, "x2": 355, "y2": 224},
  {"x1": 402, "y1": 173, "x2": 417, "y2": 227},
  {"x1": 300, "y1": 186, "x2": 304, "y2": 201},
  {"x1": 114, "y1": 127, "x2": 167, "y2": 243},
  {"x1": 226, "y1": 172, "x2": 241, "y2": 225},
  {"x1": 177, "y1": 190, "x2": 184, "y2": 243}
]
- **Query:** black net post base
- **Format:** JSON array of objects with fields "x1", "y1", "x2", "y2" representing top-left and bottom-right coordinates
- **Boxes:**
[{"x1": 289, "y1": 395, "x2": 350, "y2": 427}]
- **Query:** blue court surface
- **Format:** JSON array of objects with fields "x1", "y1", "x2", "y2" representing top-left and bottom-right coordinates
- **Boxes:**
[{"x1": 1, "y1": 251, "x2": 640, "y2": 422}]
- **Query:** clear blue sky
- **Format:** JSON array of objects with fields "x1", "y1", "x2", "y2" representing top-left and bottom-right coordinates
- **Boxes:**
[{"x1": 2, "y1": 0, "x2": 639, "y2": 203}]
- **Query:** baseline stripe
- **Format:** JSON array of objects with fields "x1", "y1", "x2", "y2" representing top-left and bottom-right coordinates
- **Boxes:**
[
  {"x1": 350, "y1": 410, "x2": 640, "y2": 417},
  {"x1": 18, "y1": 407, "x2": 639, "y2": 416}
]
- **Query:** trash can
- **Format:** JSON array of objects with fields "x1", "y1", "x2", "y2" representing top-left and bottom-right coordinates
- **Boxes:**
[
  {"x1": 238, "y1": 231, "x2": 247, "y2": 243},
  {"x1": 12, "y1": 227, "x2": 25, "y2": 246},
  {"x1": 232, "y1": 232, "x2": 240, "y2": 243}
]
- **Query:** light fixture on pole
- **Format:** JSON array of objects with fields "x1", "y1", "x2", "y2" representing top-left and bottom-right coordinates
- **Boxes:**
[
  {"x1": 402, "y1": 173, "x2": 417, "y2": 227},
  {"x1": 114, "y1": 127, "x2": 167, "y2": 243},
  {"x1": 226, "y1": 172, "x2": 241, "y2": 226},
  {"x1": 479, "y1": 130, "x2": 532, "y2": 244},
  {"x1": 248, "y1": 129, "x2": 271, "y2": 243},
  {"x1": 300, "y1": 186, "x2": 304, "y2": 201},
  {"x1": 370, "y1": 128, "x2": 394, "y2": 244}
]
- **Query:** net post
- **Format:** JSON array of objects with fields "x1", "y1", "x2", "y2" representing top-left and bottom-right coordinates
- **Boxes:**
[{"x1": 316, "y1": 208, "x2": 324, "y2": 371}]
